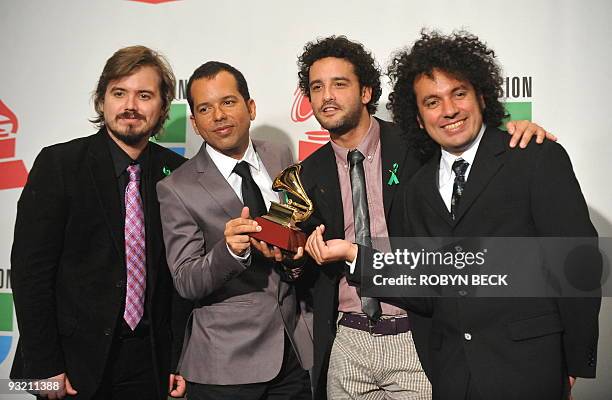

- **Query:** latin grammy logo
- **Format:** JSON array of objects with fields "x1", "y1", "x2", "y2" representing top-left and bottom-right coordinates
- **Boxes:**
[{"x1": 0, "y1": 100, "x2": 28, "y2": 190}]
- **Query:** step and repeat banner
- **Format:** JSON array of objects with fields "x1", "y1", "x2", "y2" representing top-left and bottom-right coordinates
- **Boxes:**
[{"x1": 1, "y1": 0, "x2": 611, "y2": 398}]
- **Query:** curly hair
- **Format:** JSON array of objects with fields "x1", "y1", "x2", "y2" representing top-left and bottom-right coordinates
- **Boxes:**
[
  {"x1": 298, "y1": 36, "x2": 382, "y2": 115},
  {"x1": 91, "y1": 45, "x2": 176, "y2": 137},
  {"x1": 387, "y1": 30, "x2": 507, "y2": 162}
]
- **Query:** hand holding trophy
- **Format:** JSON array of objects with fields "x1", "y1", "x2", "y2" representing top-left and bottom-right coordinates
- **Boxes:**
[{"x1": 250, "y1": 163, "x2": 313, "y2": 253}]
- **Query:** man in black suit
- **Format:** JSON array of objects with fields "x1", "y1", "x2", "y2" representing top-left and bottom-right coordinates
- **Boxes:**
[
  {"x1": 296, "y1": 35, "x2": 552, "y2": 399},
  {"x1": 379, "y1": 30, "x2": 600, "y2": 399},
  {"x1": 10, "y1": 45, "x2": 191, "y2": 399}
]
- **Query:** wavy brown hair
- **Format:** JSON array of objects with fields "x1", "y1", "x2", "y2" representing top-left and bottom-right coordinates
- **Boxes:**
[{"x1": 91, "y1": 45, "x2": 176, "y2": 136}]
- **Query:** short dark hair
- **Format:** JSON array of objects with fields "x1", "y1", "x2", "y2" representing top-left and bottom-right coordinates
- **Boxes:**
[
  {"x1": 186, "y1": 61, "x2": 250, "y2": 114},
  {"x1": 91, "y1": 45, "x2": 176, "y2": 136},
  {"x1": 387, "y1": 29, "x2": 507, "y2": 161},
  {"x1": 297, "y1": 36, "x2": 382, "y2": 115}
]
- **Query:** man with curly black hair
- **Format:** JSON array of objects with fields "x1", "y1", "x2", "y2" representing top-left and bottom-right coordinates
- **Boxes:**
[
  {"x1": 295, "y1": 35, "x2": 552, "y2": 400},
  {"x1": 383, "y1": 30, "x2": 600, "y2": 400}
]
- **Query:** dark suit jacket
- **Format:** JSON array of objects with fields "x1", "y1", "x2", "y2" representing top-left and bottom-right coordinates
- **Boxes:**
[
  {"x1": 10, "y1": 129, "x2": 191, "y2": 400},
  {"x1": 298, "y1": 118, "x2": 430, "y2": 398},
  {"x1": 157, "y1": 139, "x2": 313, "y2": 385},
  {"x1": 398, "y1": 128, "x2": 600, "y2": 400}
]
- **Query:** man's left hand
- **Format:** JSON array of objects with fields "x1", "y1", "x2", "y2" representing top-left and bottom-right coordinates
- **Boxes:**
[
  {"x1": 169, "y1": 374, "x2": 186, "y2": 398},
  {"x1": 506, "y1": 120, "x2": 557, "y2": 148},
  {"x1": 250, "y1": 238, "x2": 305, "y2": 262},
  {"x1": 305, "y1": 225, "x2": 358, "y2": 265}
]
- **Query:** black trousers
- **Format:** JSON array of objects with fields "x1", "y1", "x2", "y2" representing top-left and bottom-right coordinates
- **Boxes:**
[
  {"x1": 91, "y1": 333, "x2": 159, "y2": 400},
  {"x1": 187, "y1": 334, "x2": 311, "y2": 400}
]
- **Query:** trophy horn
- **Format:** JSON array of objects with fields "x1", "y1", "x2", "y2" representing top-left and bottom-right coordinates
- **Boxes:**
[{"x1": 272, "y1": 163, "x2": 313, "y2": 222}]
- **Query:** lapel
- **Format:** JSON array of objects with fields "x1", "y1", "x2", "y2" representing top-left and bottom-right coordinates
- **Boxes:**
[
  {"x1": 378, "y1": 118, "x2": 410, "y2": 218},
  {"x1": 87, "y1": 129, "x2": 124, "y2": 258},
  {"x1": 420, "y1": 150, "x2": 455, "y2": 227},
  {"x1": 452, "y1": 127, "x2": 506, "y2": 225},
  {"x1": 195, "y1": 143, "x2": 244, "y2": 219},
  {"x1": 308, "y1": 143, "x2": 345, "y2": 239}
]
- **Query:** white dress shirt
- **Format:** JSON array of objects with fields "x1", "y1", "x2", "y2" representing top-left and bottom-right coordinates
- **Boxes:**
[
  {"x1": 206, "y1": 140, "x2": 279, "y2": 262},
  {"x1": 438, "y1": 124, "x2": 486, "y2": 211}
]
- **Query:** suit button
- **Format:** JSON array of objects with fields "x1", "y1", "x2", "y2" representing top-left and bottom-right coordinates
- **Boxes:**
[
  {"x1": 116, "y1": 280, "x2": 125, "y2": 288},
  {"x1": 104, "y1": 328, "x2": 112, "y2": 336},
  {"x1": 464, "y1": 333, "x2": 472, "y2": 341}
]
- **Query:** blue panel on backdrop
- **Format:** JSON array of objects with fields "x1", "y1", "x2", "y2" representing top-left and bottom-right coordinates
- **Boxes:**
[
  {"x1": 0, "y1": 336, "x2": 12, "y2": 364},
  {"x1": 168, "y1": 147, "x2": 186, "y2": 156}
]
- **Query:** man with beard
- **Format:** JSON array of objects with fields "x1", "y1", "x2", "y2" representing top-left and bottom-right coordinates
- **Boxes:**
[
  {"x1": 10, "y1": 46, "x2": 191, "y2": 399},
  {"x1": 295, "y1": 36, "x2": 553, "y2": 399}
]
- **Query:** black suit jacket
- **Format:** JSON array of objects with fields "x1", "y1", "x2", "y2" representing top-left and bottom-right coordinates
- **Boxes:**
[
  {"x1": 398, "y1": 128, "x2": 600, "y2": 400},
  {"x1": 298, "y1": 118, "x2": 430, "y2": 398},
  {"x1": 10, "y1": 129, "x2": 192, "y2": 399}
]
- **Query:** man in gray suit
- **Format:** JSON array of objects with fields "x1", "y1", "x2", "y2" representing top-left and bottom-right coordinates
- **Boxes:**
[{"x1": 157, "y1": 61, "x2": 312, "y2": 400}]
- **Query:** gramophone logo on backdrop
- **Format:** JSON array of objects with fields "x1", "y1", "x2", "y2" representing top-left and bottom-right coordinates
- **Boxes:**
[
  {"x1": 0, "y1": 100, "x2": 28, "y2": 190},
  {"x1": 291, "y1": 87, "x2": 330, "y2": 161}
]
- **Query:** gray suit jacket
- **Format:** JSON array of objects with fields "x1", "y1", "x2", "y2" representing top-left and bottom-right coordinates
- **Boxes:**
[{"x1": 157, "y1": 139, "x2": 313, "y2": 384}]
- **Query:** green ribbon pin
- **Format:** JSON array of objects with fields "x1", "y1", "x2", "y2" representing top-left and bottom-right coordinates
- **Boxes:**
[
  {"x1": 387, "y1": 163, "x2": 399, "y2": 186},
  {"x1": 162, "y1": 166, "x2": 172, "y2": 176}
]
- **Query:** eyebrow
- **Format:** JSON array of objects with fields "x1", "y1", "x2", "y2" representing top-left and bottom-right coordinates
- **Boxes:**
[
  {"x1": 310, "y1": 76, "x2": 350, "y2": 86},
  {"x1": 195, "y1": 95, "x2": 239, "y2": 108}
]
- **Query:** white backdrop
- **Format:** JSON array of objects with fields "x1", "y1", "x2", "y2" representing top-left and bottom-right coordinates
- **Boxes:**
[{"x1": 1, "y1": 0, "x2": 611, "y2": 398}]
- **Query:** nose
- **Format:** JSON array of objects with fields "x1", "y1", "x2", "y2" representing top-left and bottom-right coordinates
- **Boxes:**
[
  {"x1": 441, "y1": 98, "x2": 459, "y2": 118},
  {"x1": 213, "y1": 106, "x2": 226, "y2": 121},
  {"x1": 124, "y1": 94, "x2": 137, "y2": 111},
  {"x1": 322, "y1": 85, "x2": 334, "y2": 102}
]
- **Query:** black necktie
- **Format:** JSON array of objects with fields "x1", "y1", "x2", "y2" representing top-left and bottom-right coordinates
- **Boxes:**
[
  {"x1": 233, "y1": 161, "x2": 267, "y2": 218},
  {"x1": 348, "y1": 149, "x2": 381, "y2": 321},
  {"x1": 451, "y1": 158, "x2": 470, "y2": 220}
]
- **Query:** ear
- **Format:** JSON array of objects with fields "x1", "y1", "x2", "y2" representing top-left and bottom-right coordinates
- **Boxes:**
[
  {"x1": 479, "y1": 94, "x2": 486, "y2": 110},
  {"x1": 361, "y1": 86, "x2": 372, "y2": 105},
  {"x1": 247, "y1": 98, "x2": 257, "y2": 121},
  {"x1": 190, "y1": 115, "x2": 199, "y2": 135}
]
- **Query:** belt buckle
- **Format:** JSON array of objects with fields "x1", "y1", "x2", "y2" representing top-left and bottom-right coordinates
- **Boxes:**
[{"x1": 367, "y1": 318, "x2": 377, "y2": 336}]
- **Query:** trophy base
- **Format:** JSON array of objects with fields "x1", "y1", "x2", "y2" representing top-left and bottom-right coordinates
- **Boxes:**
[{"x1": 251, "y1": 217, "x2": 306, "y2": 253}]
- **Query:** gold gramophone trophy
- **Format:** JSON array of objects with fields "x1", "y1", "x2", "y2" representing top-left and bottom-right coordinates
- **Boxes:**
[{"x1": 250, "y1": 163, "x2": 313, "y2": 253}]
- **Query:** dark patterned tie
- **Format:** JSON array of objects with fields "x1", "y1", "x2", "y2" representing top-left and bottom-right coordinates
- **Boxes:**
[
  {"x1": 233, "y1": 161, "x2": 267, "y2": 218},
  {"x1": 124, "y1": 164, "x2": 146, "y2": 330},
  {"x1": 451, "y1": 158, "x2": 470, "y2": 220},
  {"x1": 348, "y1": 149, "x2": 382, "y2": 321}
]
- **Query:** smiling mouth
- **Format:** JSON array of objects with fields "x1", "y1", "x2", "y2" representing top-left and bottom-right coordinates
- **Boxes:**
[
  {"x1": 442, "y1": 119, "x2": 465, "y2": 131},
  {"x1": 214, "y1": 125, "x2": 234, "y2": 134},
  {"x1": 321, "y1": 103, "x2": 340, "y2": 114}
]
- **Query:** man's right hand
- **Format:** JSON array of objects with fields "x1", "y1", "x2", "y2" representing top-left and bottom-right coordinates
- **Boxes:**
[
  {"x1": 36, "y1": 373, "x2": 77, "y2": 399},
  {"x1": 225, "y1": 207, "x2": 261, "y2": 256}
]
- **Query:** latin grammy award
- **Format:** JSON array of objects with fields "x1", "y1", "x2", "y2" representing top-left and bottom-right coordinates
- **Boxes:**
[{"x1": 250, "y1": 163, "x2": 313, "y2": 253}]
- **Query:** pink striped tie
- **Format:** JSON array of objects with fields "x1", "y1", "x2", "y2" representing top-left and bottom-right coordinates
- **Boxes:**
[{"x1": 124, "y1": 164, "x2": 146, "y2": 330}]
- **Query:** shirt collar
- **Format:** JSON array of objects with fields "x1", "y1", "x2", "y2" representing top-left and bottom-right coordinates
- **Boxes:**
[
  {"x1": 330, "y1": 116, "x2": 381, "y2": 167},
  {"x1": 439, "y1": 123, "x2": 486, "y2": 184},
  {"x1": 206, "y1": 139, "x2": 259, "y2": 180}
]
